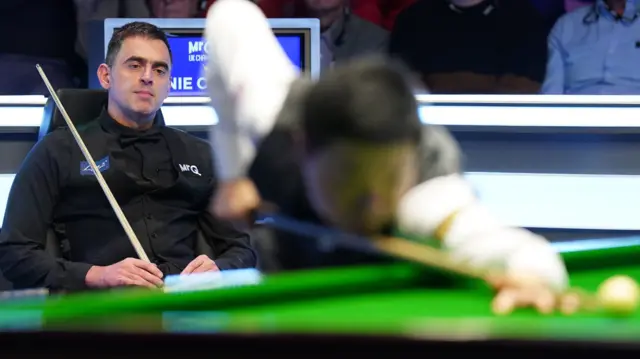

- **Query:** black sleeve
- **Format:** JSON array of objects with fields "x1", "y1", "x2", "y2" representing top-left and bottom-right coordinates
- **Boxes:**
[
  {"x1": 197, "y1": 212, "x2": 257, "y2": 270},
  {"x1": 0, "y1": 133, "x2": 93, "y2": 291},
  {"x1": 248, "y1": 127, "x2": 303, "y2": 209}
]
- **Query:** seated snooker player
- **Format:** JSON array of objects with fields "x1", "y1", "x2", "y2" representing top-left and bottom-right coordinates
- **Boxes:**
[
  {"x1": 204, "y1": 0, "x2": 570, "y2": 314},
  {"x1": 0, "y1": 21, "x2": 257, "y2": 292}
]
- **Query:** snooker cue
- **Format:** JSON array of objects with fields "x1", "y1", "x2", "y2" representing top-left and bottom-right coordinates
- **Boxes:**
[
  {"x1": 256, "y1": 211, "x2": 604, "y2": 311},
  {"x1": 370, "y1": 236, "x2": 487, "y2": 280},
  {"x1": 257, "y1": 211, "x2": 609, "y2": 313},
  {"x1": 35, "y1": 65, "x2": 151, "y2": 263},
  {"x1": 255, "y1": 211, "x2": 488, "y2": 281},
  {"x1": 260, "y1": 212, "x2": 612, "y2": 314}
]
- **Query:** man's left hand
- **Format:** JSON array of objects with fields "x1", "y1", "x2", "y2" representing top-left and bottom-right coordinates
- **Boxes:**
[
  {"x1": 488, "y1": 273, "x2": 580, "y2": 315},
  {"x1": 181, "y1": 255, "x2": 220, "y2": 275}
]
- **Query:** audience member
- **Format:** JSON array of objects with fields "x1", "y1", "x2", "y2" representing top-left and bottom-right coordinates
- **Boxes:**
[
  {"x1": 565, "y1": 0, "x2": 594, "y2": 12},
  {"x1": 74, "y1": 0, "x2": 152, "y2": 88},
  {"x1": 148, "y1": 0, "x2": 201, "y2": 17},
  {"x1": 251, "y1": 0, "x2": 410, "y2": 30},
  {"x1": 0, "y1": 0, "x2": 80, "y2": 95},
  {"x1": 389, "y1": 0, "x2": 549, "y2": 94},
  {"x1": 542, "y1": 0, "x2": 640, "y2": 94},
  {"x1": 348, "y1": 0, "x2": 416, "y2": 30},
  {"x1": 257, "y1": 0, "x2": 388, "y2": 71}
]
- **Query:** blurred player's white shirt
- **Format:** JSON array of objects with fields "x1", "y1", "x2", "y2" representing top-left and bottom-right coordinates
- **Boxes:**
[{"x1": 204, "y1": 0, "x2": 568, "y2": 290}]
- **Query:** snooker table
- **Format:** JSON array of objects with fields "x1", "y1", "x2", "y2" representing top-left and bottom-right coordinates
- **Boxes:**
[{"x1": 1, "y1": 238, "x2": 640, "y2": 357}]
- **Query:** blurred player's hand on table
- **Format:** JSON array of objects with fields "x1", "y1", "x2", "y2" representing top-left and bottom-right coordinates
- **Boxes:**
[
  {"x1": 489, "y1": 273, "x2": 581, "y2": 315},
  {"x1": 182, "y1": 255, "x2": 220, "y2": 275},
  {"x1": 210, "y1": 178, "x2": 261, "y2": 228}
]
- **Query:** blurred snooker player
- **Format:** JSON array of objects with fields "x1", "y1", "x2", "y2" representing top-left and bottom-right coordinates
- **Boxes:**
[{"x1": 205, "y1": 0, "x2": 570, "y2": 314}]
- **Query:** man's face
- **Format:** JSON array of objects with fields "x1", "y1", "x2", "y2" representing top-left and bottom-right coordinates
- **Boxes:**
[
  {"x1": 99, "y1": 36, "x2": 171, "y2": 119},
  {"x1": 301, "y1": 141, "x2": 419, "y2": 235}
]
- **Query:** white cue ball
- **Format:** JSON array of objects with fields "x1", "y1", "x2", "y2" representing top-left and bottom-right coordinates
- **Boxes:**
[{"x1": 597, "y1": 275, "x2": 640, "y2": 316}]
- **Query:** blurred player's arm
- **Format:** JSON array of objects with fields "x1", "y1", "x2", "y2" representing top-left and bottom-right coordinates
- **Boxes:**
[
  {"x1": 0, "y1": 133, "x2": 93, "y2": 290},
  {"x1": 396, "y1": 126, "x2": 568, "y2": 291},
  {"x1": 198, "y1": 206, "x2": 258, "y2": 270},
  {"x1": 204, "y1": 0, "x2": 299, "y2": 182}
]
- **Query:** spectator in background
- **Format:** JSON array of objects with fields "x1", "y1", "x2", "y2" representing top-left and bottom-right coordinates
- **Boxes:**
[
  {"x1": 246, "y1": 0, "x2": 413, "y2": 30},
  {"x1": 348, "y1": 0, "x2": 415, "y2": 30},
  {"x1": 0, "y1": 0, "x2": 80, "y2": 95},
  {"x1": 257, "y1": 0, "x2": 389, "y2": 71},
  {"x1": 541, "y1": 0, "x2": 640, "y2": 94},
  {"x1": 565, "y1": 0, "x2": 594, "y2": 12},
  {"x1": 148, "y1": 0, "x2": 201, "y2": 17},
  {"x1": 76, "y1": 0, "x2": 200, "y2": 66},
  {"x1": 74, "y1": 0, "x2": 152, "y2": 88},
  {"x1": 389, "y1": 0, "x2": 549, "y2": 94}
]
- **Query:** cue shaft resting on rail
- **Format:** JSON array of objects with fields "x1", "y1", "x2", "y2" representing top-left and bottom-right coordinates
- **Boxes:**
[
  {"x1": 371, "y1": 236, "x2": 488, "y2": 280},
  {"x1": 258, "y1": 212, "x2": 604, "y2": 311},
  {"x1": 258, "y1": 211, "x2": 615, "y2": 314},
  {"x1": 35, "y1": 64, "x2": 151, "y2": 263},
  {"x1": 256, "y1": 211, "x2": 488, "y2": 281}
]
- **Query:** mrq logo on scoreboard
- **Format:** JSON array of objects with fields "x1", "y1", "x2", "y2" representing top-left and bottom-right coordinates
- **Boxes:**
[
  {"x1": 167, "y1": 37, "x2": 210, "y2": 96},
  {"x1": 188, "y1": 40, "x2": 209, "y2": 61},
  {"x1": 167, "y1": 35, "x2": 303, "y2": 97}
]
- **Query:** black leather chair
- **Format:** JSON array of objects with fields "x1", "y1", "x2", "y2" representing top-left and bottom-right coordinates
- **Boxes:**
[
  {"x1": 39, "y1": 89, "x2": 166, "y2": 140},
  {"x1": 39, "y1": 89, "x2": 213, "y2": 260}
]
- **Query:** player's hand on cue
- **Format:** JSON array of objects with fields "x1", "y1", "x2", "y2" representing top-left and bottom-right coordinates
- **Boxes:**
[
  {"x1": 210, "y1": 177, "x2": 261, "y2": 228},
  {"x1": 181, "y1": 254, "x2": 219, "y2": 275},
  {"x1": 488, "y1": 273, "x2": 581, "y2": 315},
  {"x1": 85, "y1": 258, "x2": 164, "y2": 289}
]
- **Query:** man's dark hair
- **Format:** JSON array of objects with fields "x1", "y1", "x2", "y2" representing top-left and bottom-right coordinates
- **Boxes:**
[
  {"x1": 302, "y1": 56, "x2": 422, "y2": 154},
  {"x1": 105, "y1": 21, "x2": 172, "y2": 67}
]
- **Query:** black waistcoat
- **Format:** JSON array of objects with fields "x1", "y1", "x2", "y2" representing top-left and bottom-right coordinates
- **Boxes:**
[{"x1": 52, "y1": 112, "x2": 215, "y2": 274}]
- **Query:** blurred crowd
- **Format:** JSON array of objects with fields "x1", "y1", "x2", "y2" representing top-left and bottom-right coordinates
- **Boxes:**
[{"x1": 1, "y1": 0, "x2": 638, "y2": 95}]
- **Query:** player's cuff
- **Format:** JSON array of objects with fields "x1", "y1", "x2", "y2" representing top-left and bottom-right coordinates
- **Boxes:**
[
  {"x1": 446, "y1": 207, "x2": 568, "y2": 291},
  {"x1": 433, "y1": 209, "x2": 461, "y2": 242},
  {"x1": 397, "y1": 174, "x2": 568, "y2": 291},
  {"x1": 505, "y1": 235, "x2": 569, "y2": 291}
]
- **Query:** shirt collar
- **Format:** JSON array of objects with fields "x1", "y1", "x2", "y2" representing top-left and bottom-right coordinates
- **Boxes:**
[
  {"x1": 595, "y1": 0, "x2": 640, "y2": 19},
  {"x1": 447, "y1": 0, "x2": 496, "y2": 15},
  {"x1": 98, "y1": 107, "x2": 163, "y2": 138}
]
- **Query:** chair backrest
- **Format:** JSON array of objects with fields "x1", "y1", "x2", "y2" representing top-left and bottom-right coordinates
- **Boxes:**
[{"x1": 38, "y1": 89, "x2": 166, "y2": 141}]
